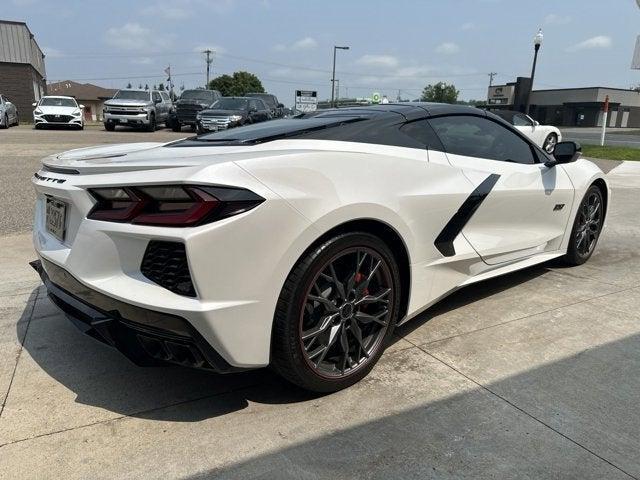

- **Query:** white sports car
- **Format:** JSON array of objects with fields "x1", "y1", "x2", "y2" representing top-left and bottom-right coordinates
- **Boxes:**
[
  {"x1": 492, "y1": 109, "x2": 561, "y2": 153},
  {"x1": 31, "y1": 104, "x2": 608, "y2": 392},
  {"x1": 33, "y1": 96, "x2": 85, "y2": 130}
]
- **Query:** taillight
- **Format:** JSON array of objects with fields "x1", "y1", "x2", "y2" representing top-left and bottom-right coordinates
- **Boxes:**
[{"x1": 87, "y1": 185, "x2": 264, "y2": 226}]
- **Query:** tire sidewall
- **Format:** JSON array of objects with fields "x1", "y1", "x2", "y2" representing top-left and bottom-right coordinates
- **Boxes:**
[
  {"x1": 272, "y1": 232, "x2": 402, "y2": 392},
  {"x1": 565, "y1": 185, "x2": 604, "y2": 265}
]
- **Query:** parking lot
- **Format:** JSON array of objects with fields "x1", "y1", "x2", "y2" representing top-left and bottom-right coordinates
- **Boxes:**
[{"x1": 1, "y1": 127, "x2": 640, "y2": 478}]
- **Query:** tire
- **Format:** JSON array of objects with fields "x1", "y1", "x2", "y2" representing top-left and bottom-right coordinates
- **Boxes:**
[
  {"x1": 104, "y1": 122, "x2": 115, "y2": 132},
  {"x1": 543, "y1": 133, "x2": 558, "y2": 154},
  {"x1": 271, "y1": 232, "x2": 401, "y2": 392},
  {"x1": 34, "y1": 123, "x2": 41, "y2": 130},
  {"x1": 172, "y1": 121, "x2": 181, "y2": 132},
  {"x1": 146, "y1": 114, "x2": 156, "y2": 132},
  {"x1": 562, "y1": 185, "x2": 604, "y2": 266},
  {"x1": 13, "y1": 114, "x2": 19, "y2": 126},
  {"x1": 1, "y1": 114, "x2": 7, "y2": 129}
]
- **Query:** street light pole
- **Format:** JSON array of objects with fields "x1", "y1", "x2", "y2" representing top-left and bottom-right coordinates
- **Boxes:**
[
  {"x1": 524, "y1": 29, "x2": 543, "y2": 115},
  {"x1": 331, "y1": 46, "x2": 349, "y2": 108}
]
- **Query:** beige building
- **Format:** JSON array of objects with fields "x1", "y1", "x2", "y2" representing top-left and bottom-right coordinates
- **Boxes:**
[{"x1": 46, "y1": 80, "x2": 117, "y2": 121}]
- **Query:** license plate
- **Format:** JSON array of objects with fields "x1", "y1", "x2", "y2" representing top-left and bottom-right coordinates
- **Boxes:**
[
  {"x1": 45, "y1": 197, "x2": 67, "y2": 242},
  {"x1": 120, "y1": 118, "x2": 128, "y2": 123}
]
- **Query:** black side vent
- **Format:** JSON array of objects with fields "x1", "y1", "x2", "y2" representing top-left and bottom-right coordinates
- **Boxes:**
[{"x1": 141, "y1": 241, "x2": 196, "y2": 297}]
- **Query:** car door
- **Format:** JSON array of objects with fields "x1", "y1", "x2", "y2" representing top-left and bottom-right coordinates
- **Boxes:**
[
  {"x1": 429, "y1": 114, "x2": 575, "y2": 265},
  {"x1": 152, "y1": 91, "x2": 165, "y2": 121}
]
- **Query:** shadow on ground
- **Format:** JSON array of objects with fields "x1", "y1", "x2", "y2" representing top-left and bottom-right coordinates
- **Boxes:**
[{"x1": 18, "y1": 264, "x2": 550, "y2": 423}]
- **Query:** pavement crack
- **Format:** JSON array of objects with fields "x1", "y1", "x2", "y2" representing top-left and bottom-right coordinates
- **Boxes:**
[
  {"x1": 413, "y1": 345, "x2": 639, "y2": 480},
  {"x1": 0, "y1": 294, "x2": 37, "y2": 418}
]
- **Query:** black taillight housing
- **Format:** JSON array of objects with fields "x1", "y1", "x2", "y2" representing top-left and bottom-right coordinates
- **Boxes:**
[{"x1": 87, "y1": 185, "x2": 264, "y2": 227}]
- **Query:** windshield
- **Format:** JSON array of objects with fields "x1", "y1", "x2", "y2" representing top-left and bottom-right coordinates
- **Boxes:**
[
  {"x1": 113, "y1": 90, "x2": 150, "y2": 101},
  {"x1": 247, "y1": 93, "x2": 276, "y2": 108},
  {"x1": 39, "y1": 97, "x2": 77, "y2": 108},
  {"x1": 180, "y1": 90, "x2": 216, "y2": 102},
  {"x1": 210, "y1": 98, "x2": 248, "y2": 110}
]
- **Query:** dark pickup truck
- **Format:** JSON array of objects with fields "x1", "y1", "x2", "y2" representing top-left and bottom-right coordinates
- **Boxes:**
[{"x1": 171, "y1": 89, "x2": 221, "y2": 132}]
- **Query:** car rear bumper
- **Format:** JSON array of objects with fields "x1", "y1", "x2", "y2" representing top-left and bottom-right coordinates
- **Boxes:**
[{"x1": 31, "y1": 258, "x2": 243, "y2": 373}]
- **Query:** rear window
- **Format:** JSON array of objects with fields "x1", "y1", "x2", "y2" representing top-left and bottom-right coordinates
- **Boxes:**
[{"x1": 247, "y1": 93, "x2": 277, "y2": 108}]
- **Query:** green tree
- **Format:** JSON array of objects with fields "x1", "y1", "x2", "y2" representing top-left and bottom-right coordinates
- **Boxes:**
[
  {"x1": 208, "y1": 71, "x2": 265, "y2": 96},
  {"x1": 421, "y1": 82, "x2": 459, "y2": 104},
  {"x1": 126, "y1": 82, "x2": 132, "y2": 89},
  {"x1": 144, "y1": 84, "x2": 149, "y2": 90},
  {"x1": 158, "y1": 82, "x2": 165, "y2": 91},
  {"x1": 138, "y1": 83, "x2": 143, "y2": 89}
]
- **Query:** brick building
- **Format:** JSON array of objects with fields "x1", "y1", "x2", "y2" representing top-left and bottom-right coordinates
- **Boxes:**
[{"x1": 0, "y1": 20, "x2": 46, "y2": 122}]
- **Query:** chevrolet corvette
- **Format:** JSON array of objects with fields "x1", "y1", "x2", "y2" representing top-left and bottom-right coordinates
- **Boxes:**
[{"x1": 31, "y1": 103, "x2": 608, "y2": 392}]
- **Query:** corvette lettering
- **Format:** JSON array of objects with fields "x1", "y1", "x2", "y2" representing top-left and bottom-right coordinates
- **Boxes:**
[{"x1": 34, "y1": 172, "x2": 66, "y2": 184}]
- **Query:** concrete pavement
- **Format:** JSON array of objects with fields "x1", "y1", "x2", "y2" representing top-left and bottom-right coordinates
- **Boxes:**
[{"x1": 0, "y1": 162, "x2": 639, "y2": 478}]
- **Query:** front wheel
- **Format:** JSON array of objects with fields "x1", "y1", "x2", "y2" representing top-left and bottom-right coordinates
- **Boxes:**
[
  {"x1": 171, "y1": 121, "x2": 181, "y2": 132},
  {"x1": 562, "y1": 185, "x2": 604, "y2": 266},
  {"x1": 543, "y1": 133, "x2": 558, "y2": 154},
  {"x1": 104, "y1": 122, "x2": 115, "y2": 131},
  {"x1": 271, "y1": 232, "x2": 401, "y2": 392},
  {"x1": 1, "y1": 114, "x2": 7, "y2": 129},
  {"x1": 146, "y1": 114, "x2": 156, "y2": 132}
]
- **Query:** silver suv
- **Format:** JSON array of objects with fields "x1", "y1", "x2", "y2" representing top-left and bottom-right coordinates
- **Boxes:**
[
  {"x1": 0, "y1": 94, "x2": 19, "y2": 128},
  {"x1": 103, "y1": 89, "x2": 172, "y2": 132}
]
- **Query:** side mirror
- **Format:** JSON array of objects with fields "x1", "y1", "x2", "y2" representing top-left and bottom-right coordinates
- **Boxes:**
[
  {"x1": 249, "y1": 107, "x2": 257, "y2": 113},
  {"x1": 79, "y1": 104, "x2": 85, "y2": 109},
  {"x1": 32, "y1": 102, "x2": 37, "y2": 107},
  {"x1": 546, "y1": 141, "x2": 581, "y2": 167},
  {"x1": 533, "y1": 120, "x2": 539, "y2": 126},
  {"x1": 278, "y1": 103, "x2": 284, "y2": 108},
  {"x1": 154, "y1": 98, "x2": 162, "y2": 104}
]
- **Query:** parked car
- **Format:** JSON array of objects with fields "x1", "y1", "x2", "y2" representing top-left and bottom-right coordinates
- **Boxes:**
[
  {"x1": 170, "y1": 89, "x2": 221, "y2": 132},
  {"x1": 32, "y1": 103, "x2": 608, "y2": 393},
  {"x1": 196, "y1": 97, "x2": 271, "y2": 133},
  {"x1": 246, "y1": 92, "x2": 284, "y2": 118},
  {"x1": 103, "y1": 89, "x2": 172, "y2": 132},
  {"x1": 33, "y1": 96, "x2": 84, "y2": 130},
  {"x1": 492, "y1": 109, "x2": 561, "y2": 153},
  {"x1": 0, "y1": 94, "x2": 19, "y2": 128}
]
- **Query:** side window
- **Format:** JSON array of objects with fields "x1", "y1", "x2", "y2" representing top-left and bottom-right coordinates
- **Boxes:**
[
  {"x1": 428, "y1": 115, "x2": 536, "y2": 164},
  {"x1": 512, "y1": 113, "x2": 532, "y2": 126},
  {"x1": 152, "y1": 92, "x2": 161, "y2": 103},
  {"x1": 399, "y1": 119, "x2": 444, "y2": 151},
  {"x1": 160, "y1": 92, "x2": 170, "y2": 101},
  {"x1": 248, "y1": 100, "x2": 257, "y2": 110}
]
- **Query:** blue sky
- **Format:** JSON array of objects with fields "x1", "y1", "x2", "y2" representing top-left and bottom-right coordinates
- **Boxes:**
[{"x1": 5, "y1": 0, "x2": 640, "y2": 105}]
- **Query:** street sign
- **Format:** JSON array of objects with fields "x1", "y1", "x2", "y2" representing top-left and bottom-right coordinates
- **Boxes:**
[
  {"x1": 372, "y1": 92, "x2": 381, "y2": 104},
  {"x1": 295, "y1": 90, "x2": 317, "y2": 113}
]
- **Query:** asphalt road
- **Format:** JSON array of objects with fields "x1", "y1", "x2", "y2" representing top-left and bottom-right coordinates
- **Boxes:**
[
  {"x1": 561, "y1": 127, "x2": 640, "y2": 148},
  {"x1": 0, "y1": 125, "x2": 186, "y2": 235},
  {"x1": 1, "y1": 126, "x2": 640, "y2": 478}
]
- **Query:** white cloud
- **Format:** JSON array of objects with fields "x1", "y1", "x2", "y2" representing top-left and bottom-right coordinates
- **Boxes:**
[
  {"x1": 460, "y1": 22, "x2": 476, "y2": 31},
  {"x1": 42, "y1": 46, "x2": 64, "y2": 58},
  {"x1": 566, "y1": 35, "x2": 612, "y2": 52},
  {"x1": 356, "y1": 54, "x2": 399, "y2": 68},
  {"x1": 104, "y1": 23, "x2": 173, "y2": 52},
  {"x1": 544, "y1": 13, "x2": 571, "y2": 25},
  {"x1": 435, "y1": 42, "x2": 461, "y2": 55},
  {"x1": 292, "y1": 37, "x2": 318, "y2": 50},
  {"x1": 273, "y1": 37, "x2": 318, "y2": 52}
]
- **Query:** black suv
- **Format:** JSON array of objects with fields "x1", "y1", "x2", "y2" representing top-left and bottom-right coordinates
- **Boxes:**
[
  {"x1": 196, "y1": 97, "x2": 271, "y2": 133},
  {"x1": 246, "y1": 93, "x2": 284, "y2": 118},
  {"x1": 171, "y1": 89, "x2": 221, "y2": 132}
]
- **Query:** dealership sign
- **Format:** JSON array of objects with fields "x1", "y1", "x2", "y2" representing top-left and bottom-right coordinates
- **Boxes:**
[{"x1": 295, "y1": 90, "x2": 318, "y2": 112}]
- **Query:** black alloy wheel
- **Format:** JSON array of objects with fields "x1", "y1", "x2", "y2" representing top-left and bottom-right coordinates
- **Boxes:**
[
  {"x1": 563, "y1": 185, "x2": 604, "y2": 265},
  {"x1": 272, "y1": 232, "x2": 401, "y2": 392}
]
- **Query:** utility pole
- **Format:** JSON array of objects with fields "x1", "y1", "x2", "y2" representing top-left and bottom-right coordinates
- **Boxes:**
[
  {"x1": 331, "y1": 45, "x2": 349, "y2": 107},
  {"x1": 524, "y1": 29, "x2": 543, "y2": 115},
  {"x1": 203, "y1": 49, "x2": 213, "y2": 89},
  {"x1": 335, "y1": 79, "x2": 340, "y2": 103},
  {"x1": 488, "y1": 72, "x2": 497, "y2": 87},
  {"x1": 397, "y1": 89, "x2": 401, "y2": 102}
]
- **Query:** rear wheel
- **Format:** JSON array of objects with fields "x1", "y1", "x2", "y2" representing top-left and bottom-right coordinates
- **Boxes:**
[
  {"x1": 271, "y1": 232, "x2": 401, "y2": 392},
  {"x1": 562, "y1": 185, "x2": 604, "y2": 266},
  {"x1": 543, "y1": 133, "x2": 558, "y2": 154}
]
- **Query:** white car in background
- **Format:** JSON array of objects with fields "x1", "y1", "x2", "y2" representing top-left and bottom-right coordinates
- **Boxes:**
[
  {"x1": 33, "y1": 96, "x2": 85, "y2": 130},
  {"x1": 0, "y1": 94, "x2": 19, "y2": 128},
  {"x1": 493, "y1": 109, "x2": 561, "y2": 153}
]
